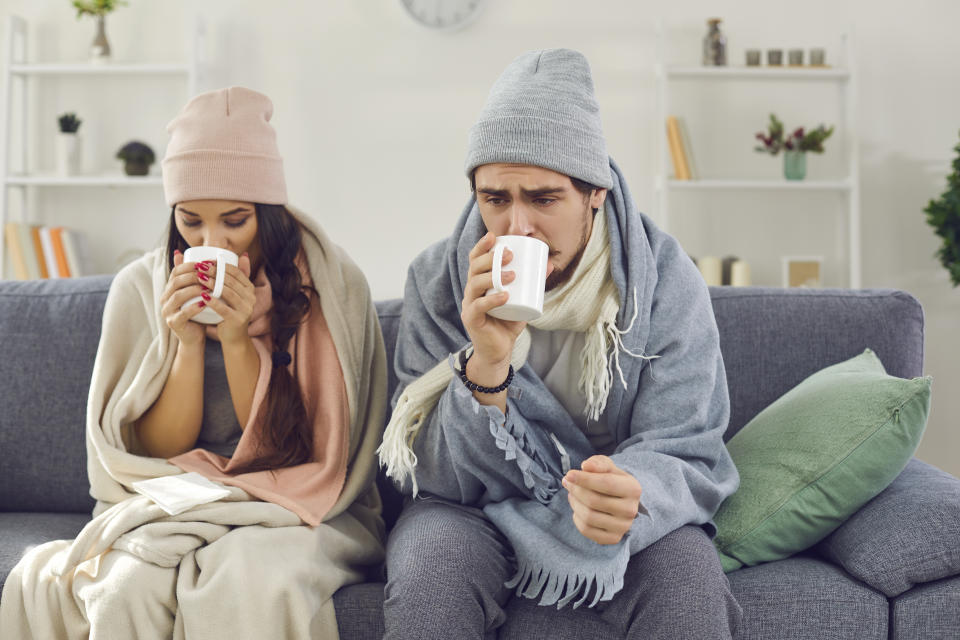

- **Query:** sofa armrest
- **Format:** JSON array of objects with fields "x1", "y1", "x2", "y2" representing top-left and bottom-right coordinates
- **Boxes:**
[{"x1": 814, "y1": 458, "x2": 960, "y2": 597}]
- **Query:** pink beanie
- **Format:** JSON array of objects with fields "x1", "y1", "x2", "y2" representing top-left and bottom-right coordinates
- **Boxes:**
[{"x1": 162, "y1": 86, "x2": 287, "y2": 206}]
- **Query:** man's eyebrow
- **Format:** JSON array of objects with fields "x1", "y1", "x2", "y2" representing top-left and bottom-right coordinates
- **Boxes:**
[
  {"x1": 477, "y1": 188, "x2": 509, "y2": 197},
  {"x1": 476, "y1": 187, "x2": 567, "y2": 198},
  {"x1": 522, "y1": 187, "x2": 566, "y2": 198},
  {"x1": 177, "y1": 207, "x2": 250, "y2": 217}
]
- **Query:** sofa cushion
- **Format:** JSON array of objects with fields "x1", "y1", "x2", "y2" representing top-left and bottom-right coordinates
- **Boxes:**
[
  {"x1": 709, "y1": 288, "x2": 925, "y2": 441},
  {"x1": 0, "y1": 512, "x2": 91, "y2": 592},
  {"x1": 713, "y1": 349, "x2": 931, "y2": 572},
  {"x1": 890, "y1": 574, "x2": 960, "y2": 640},
  {"x1": 728, "y1": 555, "x2": 888, "y2": 640},
  {"x1": 815, "y1": 458, "x2": 960, "y2": 597},
  {"x1": 0, "y1": 276, "x2": 112, "y2": 513}
]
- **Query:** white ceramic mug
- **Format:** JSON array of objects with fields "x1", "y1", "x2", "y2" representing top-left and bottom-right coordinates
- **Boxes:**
[
  {"x1": 181, "y1": 246, "x2": 239, "y2": 324},
  {"x1": 485, "y1": 235, "x2": 549, "y2": 322}
]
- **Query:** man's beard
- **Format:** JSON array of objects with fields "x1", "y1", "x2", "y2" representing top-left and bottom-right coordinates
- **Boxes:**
[{"x1": 544, "y1": 208, "x2": 594, "y2": 292}]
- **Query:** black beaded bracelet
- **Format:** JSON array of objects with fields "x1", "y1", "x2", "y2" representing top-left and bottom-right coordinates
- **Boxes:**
[{"x1": 458, "y1": 349, "x2": 514, "y2": 394}]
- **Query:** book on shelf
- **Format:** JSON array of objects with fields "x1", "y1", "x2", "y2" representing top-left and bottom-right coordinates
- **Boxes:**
[
  {"x1": 38, "y1": 227, "x2": 61, "y2": 278},
  {"x1": 4, "y1": 222, "x2": 30, "y2": 280},
  {"x1": 665, "y1": 115, "x2": 696, "y2": 180},
  {"x1": 29, "y1": 226, "x2": 49, "y2": 278},
  {"x1": 49, "y1": 227, "x2": 72, "y2": 278},
  {"x1": 61, "y1": 228, "x2": 92, "y2": 278}
]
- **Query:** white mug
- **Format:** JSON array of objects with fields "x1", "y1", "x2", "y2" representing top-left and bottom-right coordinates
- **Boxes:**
[
  {"x1": 485, "y1": 235, "x2": 549, "y2": 322},
  {"x1": 181, "y1": 246, "x2": 239, "y2": 324}
]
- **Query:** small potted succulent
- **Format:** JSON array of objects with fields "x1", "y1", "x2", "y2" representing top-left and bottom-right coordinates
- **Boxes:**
[
  {"x1": 923, "y1": 130, "x2": 960, "y2": 287},
  {"x1": 116, "y1": 141, "x2": 155, "y2": 176},
  {"x1": 755, "y1": 114, "x2": 834, "y2": 180},
  {"x1": 71, "y1": 0, "x2": 128, "y2": 63},
  {"x1": 57, "y1": 112, "x2": 83, "y2": 176}
]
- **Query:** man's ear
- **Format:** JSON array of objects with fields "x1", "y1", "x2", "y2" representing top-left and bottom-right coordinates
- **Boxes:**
[{"x1": 590, "y1": 188, "x2": 608, "y2": 211}]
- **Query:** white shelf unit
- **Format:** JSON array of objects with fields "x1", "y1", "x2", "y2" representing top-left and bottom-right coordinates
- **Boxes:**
[
  {"x1": 0, "y1": 15, "x2": 204, "y2": 279},
  {"x1": 654, "y1": 23, "x2": 861, "y2": 288}
]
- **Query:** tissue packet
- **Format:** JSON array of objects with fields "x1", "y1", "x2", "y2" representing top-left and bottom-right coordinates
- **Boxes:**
[{"x1": 132, "y1": 472, "x2": 231, "y2": 516}]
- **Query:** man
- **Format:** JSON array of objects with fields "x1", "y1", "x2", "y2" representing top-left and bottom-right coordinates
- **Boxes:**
[{"x1": 378, "y1": 48, "x2": 741, "y2": 639}]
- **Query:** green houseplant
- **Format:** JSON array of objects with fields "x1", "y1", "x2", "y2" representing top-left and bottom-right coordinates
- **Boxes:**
[
  {"x1": 923, "y1": 130, "x2": 960, "y2": 287},
  {"x1": 755, "y1": 114, "x2": 834, "y2": 180},
  {"x1": 116, "y1": 140, "x2": 155, "y2": 176},
  {"x1": 71, "y1": 0, "x2": 128, "y2": 62}
]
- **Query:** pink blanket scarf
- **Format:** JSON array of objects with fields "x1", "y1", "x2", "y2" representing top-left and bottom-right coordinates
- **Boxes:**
[{"x1": 170, "y1": 255, "x2": 349, "y2": 526}]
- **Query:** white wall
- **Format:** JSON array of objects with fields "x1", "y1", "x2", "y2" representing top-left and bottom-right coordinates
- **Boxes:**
[{"x1": 2, "y1": 0, "x2": 958, "y2": 476}]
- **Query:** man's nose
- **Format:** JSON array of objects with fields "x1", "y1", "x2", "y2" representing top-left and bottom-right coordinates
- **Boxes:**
[{"x1": 506, "y1": 205, "x2": 536, "y2": 236}]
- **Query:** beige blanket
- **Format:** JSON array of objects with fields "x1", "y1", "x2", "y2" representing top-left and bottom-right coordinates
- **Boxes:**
[{"x1": 0, "y1": 210, "x2": 388, "y2": 639}]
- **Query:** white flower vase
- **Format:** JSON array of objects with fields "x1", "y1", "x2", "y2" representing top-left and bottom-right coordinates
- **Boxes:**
[{"x1": 56, "y1": 132, "x2": 82, "y2": 176}]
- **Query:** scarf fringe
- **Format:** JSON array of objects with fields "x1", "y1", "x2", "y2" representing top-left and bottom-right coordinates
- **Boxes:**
[
  {"x1": 487, "y1": 408, "x2": 559, "y2": 504},
  {"x1": 505, "y1": 552, "x2": 628, "y2": 609},
  {"x1": 376, "y1": 394, "x2": 425, "y2": 496},
  {"x1": 580, "y1": 288, "x2": 661, "y2": 421}
]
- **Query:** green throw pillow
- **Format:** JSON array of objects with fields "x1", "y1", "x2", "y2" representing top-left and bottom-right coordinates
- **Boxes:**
[{"x1": 713, "y1": 348, "x2": 932, "y2": 573}]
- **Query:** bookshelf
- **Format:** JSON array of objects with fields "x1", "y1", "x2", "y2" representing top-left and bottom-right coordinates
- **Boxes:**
[
  {"x1": 654, "y1": 22, "x2": 861, "y2": 288},
  {"x1": 0, "y1": 15, "x2": 204, "y2": 279}
]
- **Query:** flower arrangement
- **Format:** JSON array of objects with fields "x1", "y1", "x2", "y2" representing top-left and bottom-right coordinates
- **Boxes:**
[
  {"x1": 71, "y1": 0, "x2": 127, "y2": 18},
  {"x1": 755, "y1": 114, "x2": 834, "y2": 155}
]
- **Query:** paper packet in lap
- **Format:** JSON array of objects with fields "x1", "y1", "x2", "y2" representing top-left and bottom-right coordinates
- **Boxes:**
[{"x1": 132, "y1": 472, "x2": 231, "y2": 515}]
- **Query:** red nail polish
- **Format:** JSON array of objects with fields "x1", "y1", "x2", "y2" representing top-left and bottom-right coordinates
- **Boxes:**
[
  {"x1": 201, "y1": 292, "x2": 211, "y2": 301},
  {"x1": 196, "y1": 262, "x2": 210, "y2": 271},
  {"x1": 198, "y1": 273, "x2": 209, "y2": 281},
  {"x1": 174, "y1": 249, "x2": 181, "y2": 256},
  {"x1": 198, "y1": 301, "x2": 206, "y2": 308}
]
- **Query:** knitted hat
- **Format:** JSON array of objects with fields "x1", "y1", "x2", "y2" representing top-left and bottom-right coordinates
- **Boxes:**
[
  {"x1": 162, "y1": 86, "x2": 287, "y2": 206},
  {"x1": 464, "y1": 49, "x2": 613, "y2": 189}
]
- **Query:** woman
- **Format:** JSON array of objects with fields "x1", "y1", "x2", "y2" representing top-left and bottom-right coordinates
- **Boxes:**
[{"x1": 0, "y1": 87, "x2": 387, "y2": 639}]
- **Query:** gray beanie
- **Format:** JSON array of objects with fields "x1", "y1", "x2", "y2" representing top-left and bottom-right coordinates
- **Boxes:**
[{"x1": 464, "y1": 48, "x2": 613, "y2": 190}]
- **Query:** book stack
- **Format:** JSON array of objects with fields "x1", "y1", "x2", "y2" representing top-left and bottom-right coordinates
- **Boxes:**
[
  {"x1": 666, "y1": 116, "x2": 697, "y2": 180},
  {"x1": 3, "y1": 222, "x2": 93, "y2": 280}
]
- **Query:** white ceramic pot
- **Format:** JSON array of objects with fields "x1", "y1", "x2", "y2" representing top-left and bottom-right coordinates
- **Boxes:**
[{"x1": 56, "y1": 132, "x2": 82, "y2": 176}]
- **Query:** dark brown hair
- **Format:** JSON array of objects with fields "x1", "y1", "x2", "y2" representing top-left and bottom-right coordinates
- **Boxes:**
[{"x1": 166, "y1": 203, "x2": 317, "y2": 472}]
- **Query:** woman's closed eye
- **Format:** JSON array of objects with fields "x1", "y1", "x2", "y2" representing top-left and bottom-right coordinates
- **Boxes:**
[{"x1": 224, "y1": 217, "x2": 250, "y2": 228}]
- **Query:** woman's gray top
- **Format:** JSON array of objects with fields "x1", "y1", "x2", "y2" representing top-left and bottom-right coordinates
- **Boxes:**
[{"x1": 195, "y1": 339, "x2": 243, "y2": 458}]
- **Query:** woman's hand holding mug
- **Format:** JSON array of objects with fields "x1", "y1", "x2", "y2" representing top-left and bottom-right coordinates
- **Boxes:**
[
  {"x1": 160, "y1": 250, "x2": 211, "y2": 347},
  {"x1": 201, "y1": 253, "x2": 257, "y2": 346}
]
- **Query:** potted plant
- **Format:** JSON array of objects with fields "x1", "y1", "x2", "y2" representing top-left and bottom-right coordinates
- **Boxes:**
[
  {"x1": 923, "y1": 130, "x2": 960, "y2": 287},
  {"x1": 71, "y1": 0, "x2": 128, "y2": 63},
  {"x1": 57, "y1": 112, "x2": 82, "y2": 176},
  {"x1": 116, "y1": 141, "x2": 155, "y2": 176},
  {"x1": 755, "y1": 114, "x2": 835, "y2": 180}
]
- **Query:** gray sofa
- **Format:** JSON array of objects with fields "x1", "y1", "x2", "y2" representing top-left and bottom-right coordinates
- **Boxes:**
[{"x1": 2, "y1": 275, "x2": 959, "y2": 639}]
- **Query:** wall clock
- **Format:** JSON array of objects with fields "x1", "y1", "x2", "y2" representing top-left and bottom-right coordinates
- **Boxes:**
[{"x1": 399, "y1": 0, "x2": 485, "y2": 31}]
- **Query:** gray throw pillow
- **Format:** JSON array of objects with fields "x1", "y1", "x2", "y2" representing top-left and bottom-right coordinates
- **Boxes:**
[{"x1": 815, "y1": 457, "x2": 960, "y2": 597}]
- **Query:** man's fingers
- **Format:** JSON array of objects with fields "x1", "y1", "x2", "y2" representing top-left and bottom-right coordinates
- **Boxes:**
[
  {"x1": 468, "y1": 231, "x2": 497, "y2": 261},
  {"x1": 462, "y1": 290, "x2": 510, "y2": 324},
  {"x1": 571, "y1": 512, "x2": 623, "y2": 546},
  {"x1": 565, "y1": 469, "x2": 642, "y2": 501},
  {"x1": 565, "y1": 481, "x2": 639, "y2": 520},
  {"x1": 581, "y1": 455, "x2": 618, "y2": 473},
  {"x1": 567, "y1": 491, "x2": 631, "y2": 531}
]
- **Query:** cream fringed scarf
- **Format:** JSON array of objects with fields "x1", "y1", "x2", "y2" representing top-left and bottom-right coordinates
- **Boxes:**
[{"x1": 379, "y1": 206, "x2": 657, "y2": 495}]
